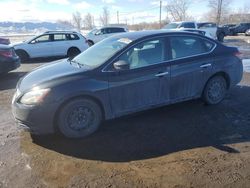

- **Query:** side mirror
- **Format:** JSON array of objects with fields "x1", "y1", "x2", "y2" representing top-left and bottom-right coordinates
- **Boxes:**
[
  {"x1": 30, "y1": 40, "x2": 36, "y2": 44},
  {"x1": 113, "y1": 60, "x2": 129, "y2": 71}
]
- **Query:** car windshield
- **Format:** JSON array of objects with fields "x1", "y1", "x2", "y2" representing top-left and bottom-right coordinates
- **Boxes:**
[
  {"x1": 88, "y1": 29, "x2": 98, "y2": 35},
  {"x1": 72, "y1": 37, "x2": 133, "y2": 68},
  {"x1": 163, "y1": 23, "x2": 180, "y2": 29}
]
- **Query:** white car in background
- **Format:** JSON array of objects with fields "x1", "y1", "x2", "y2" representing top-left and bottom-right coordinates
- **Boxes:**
[
  {"x1": 162, "y1": 21, "x2": 217, "y2": 40},
  {"x1": 13, "y1": 31, "x2": 89, "y2": 62},
  {"x1": 86, "y1": 26, "x2": 128, "y2": 45}
]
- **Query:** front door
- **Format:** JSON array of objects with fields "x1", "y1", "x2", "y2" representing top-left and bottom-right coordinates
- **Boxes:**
[
  {"x1": 107, "y1": 37, "x2": 170, "y2": 116},
  {"x1": 28, "y1": 34, "x2": 53, "y2": 58}
]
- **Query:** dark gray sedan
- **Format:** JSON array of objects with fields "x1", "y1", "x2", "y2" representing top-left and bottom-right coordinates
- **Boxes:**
[{"x1": 12, "y1": 31, "x2": 243, "y2": 138}]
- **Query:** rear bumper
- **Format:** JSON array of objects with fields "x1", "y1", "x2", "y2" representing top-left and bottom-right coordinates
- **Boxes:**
[{"x1": 0, "y1": 58, "x2": 20, "y2": 74}]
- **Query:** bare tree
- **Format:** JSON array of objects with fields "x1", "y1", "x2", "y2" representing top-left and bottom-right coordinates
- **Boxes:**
[
  {"x1": 165, "y1": 0, "x2": 191, "y2": 21},
  {"x1": 84, "y1": 13, "x2": 94, "y2": 29},
  {"x1": 207, "y1": 0, "x2": 232, "y2": 24},
  {"x1": 72, "y1": 11, "x2": 82, "y2": 31},
  {"x1": 99, "y1": 7, "x2": 110, "y2": 26},
  {"x1": 56, "y1": 20, "x2": 74, "y2": 29}
]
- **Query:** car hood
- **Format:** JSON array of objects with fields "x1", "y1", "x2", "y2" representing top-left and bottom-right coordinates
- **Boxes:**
[
  {"x1": 11, "y1": 42, "x2": 26, "y2": 48},
  {"x1": 18, "y1": 59, "x2": 90, "y2": 92}
]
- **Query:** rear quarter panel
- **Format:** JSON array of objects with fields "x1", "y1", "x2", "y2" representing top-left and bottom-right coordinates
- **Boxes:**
[{"x1": 212, "y1": 54, "x2": 243, "y2": 88}]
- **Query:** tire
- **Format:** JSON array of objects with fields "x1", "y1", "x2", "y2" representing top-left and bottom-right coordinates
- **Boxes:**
[
  {"x1": 57, "y1": 98, "x2": 102, "y2": 138},
  {"x1": 16, "y1": 50, "x2": 29, "y2": 63},
  {"x1": 67, "y1": 48, "x2": 81, "y2": 58},
  {"x1": 202, "y1": 76, "x2": 227, "y2": 105},
  {"x1": 88, "y1": 40, "x2": 94, "y2": 46},
  {"x1": 217, "y1": 33, "x2": 225, "y2": 42}
]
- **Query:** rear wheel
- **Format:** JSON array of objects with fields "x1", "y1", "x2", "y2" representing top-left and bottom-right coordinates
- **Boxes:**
[
  {"x1": 57, "y1": 98, "x2": 102, "y2": 138},
  {"x1": 16, "y1": 50, "x2": 29, "y2": 63},
  {"x1": 67, "y1": 48, "x2": 81, "y2": 59},
  {"x1": 202, "y1": 76, "x2": 227, "y2": 105}
]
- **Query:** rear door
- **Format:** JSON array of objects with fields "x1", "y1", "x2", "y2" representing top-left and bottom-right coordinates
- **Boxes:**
[
  {"x1": 169, "y1": 35, "x2": 216, "y2": 101},
  {"x1": 107, "y1": 37, "x2": 170, "y2": 116},
  {"x1": 52, "y1": 33, "x2": 69, "y2": 56}
]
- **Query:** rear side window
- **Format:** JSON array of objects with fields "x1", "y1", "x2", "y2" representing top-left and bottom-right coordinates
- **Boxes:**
[
  {"x1": 54, "y1": 34, "x2": 66, "y2": 41},
  {"x1": 170, "y1": 36, "x2": 215, "y2": 59}
]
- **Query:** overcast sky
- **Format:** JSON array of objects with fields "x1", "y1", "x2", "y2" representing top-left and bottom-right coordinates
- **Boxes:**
[{"x1": 0, "y1": 0, "x2": 249, "y2": 25}]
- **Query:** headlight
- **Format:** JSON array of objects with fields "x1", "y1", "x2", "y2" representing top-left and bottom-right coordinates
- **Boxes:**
[{"x1": 20, "y1": 87, "x2": 50, "y2": 105}]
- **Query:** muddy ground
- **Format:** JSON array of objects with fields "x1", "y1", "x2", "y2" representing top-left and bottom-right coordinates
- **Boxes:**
[{"x1": 0, "y1": 36, "x2": 250, "y2": 188}]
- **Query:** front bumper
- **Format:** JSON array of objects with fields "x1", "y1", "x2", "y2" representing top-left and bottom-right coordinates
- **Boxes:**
[{"x1": 12, "y1": 99, "x2": 59, "y2": 135}]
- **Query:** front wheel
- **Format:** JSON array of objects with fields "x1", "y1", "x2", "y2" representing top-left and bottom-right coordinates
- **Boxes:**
[
  {"x1": 202, "y1": 76, "x2": 227, "y2": 105},
  {"x1": 57, "y1": 98, "x2": 102, "y2": 138},
  {"x1": 16, "y1": 50, "x2": 29, "y2": 63},
  {"x1": 217, "y1": 33, "x2": 225, "y2": 42},
  {"x1": 67, "y1": 48, "x2": 81, "y2": 59}
]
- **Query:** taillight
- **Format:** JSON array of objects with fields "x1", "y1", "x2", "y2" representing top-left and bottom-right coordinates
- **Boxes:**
[
  {"x1": 234, "y1": 51, "x2": 243, "y2": 59},
  {"x1": 0, "y1": 50, "x2": 12, "y2": 58}
]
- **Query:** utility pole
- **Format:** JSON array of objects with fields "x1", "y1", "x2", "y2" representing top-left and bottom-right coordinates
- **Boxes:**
[
  {"x1": 117, "y1": 11, "x2": 119, "y2": 24},
  {"x1": 159, "y1": 0, "x2": 162, "y2": 28},
  {"x1": 217, "y1": 0, "x2": 223, "y2": 25}
]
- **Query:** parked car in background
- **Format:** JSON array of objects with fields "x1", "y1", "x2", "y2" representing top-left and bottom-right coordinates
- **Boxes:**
[
  {"x1": 0, "y1": 44, "x2": 20, "y2": 74},
  {"x1": 12, "y1": 30, "x2": 243, "y2": 138},
  {"x1": 246, "y1": 29, "x2": 250, "y2": 36},
  {"x1": 163, "y1": 21, "x2": 228, "y2": 42},
  {"x1": 229, "y1": 23, "x2": 250, "y2": 35},
  {"x1": 163, "y1": 21, "x2": 217, "y2": 40},
  {"x1": 222, "y1": 24, "x2": 236, "y2": 29},
  {"x1": 86, "y1": 26, "x2": 128, "y2": 45},
  {"x1": 197, "y1": 22, "x2": 229, "y2": 42},
  {"x1": 13, "y1": 31, "x2": 89, "y2": 62},
  {"x1": 0, "y1": 37, "x2": 10, "y2": 45}
]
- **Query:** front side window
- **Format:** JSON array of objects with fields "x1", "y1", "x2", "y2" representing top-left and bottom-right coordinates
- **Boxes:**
[
  {"x1": 118, "y1": 38, "x2": 165, "y2": 69},
  {"x1": 33, "y1": 35, "x2": 51, "y2": 43},
  {"x1": 170, "y1": 36, "x2": 215, "y2": 59}
]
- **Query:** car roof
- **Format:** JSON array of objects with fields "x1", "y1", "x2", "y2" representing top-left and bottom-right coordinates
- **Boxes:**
[
  {"x1": 112, "y1": 30, "x2": 209, "y2": 41},
  {"x1": 43, "y1": 31, "x2": 79, "y2": 34}
]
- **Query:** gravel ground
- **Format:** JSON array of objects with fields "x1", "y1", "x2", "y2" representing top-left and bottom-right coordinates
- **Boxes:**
[{"x1": 0, "y1": 36, "x2": 250, "y2": 188}]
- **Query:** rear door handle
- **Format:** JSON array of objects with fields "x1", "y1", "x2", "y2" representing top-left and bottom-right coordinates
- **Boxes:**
[
  {"x1": 200, "y1": 63, "x2": 212, "y2": 68},
  {"x1": 155, "y1": 71, "x2": 169, "y2": 77}
]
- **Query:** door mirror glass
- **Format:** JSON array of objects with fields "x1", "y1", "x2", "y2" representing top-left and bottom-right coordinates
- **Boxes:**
[
  {"x1": 113, "y1": 60, "x2": 129, "y2": 70},
  {"x1": 30, "y1": 40, "x2": 36, "y2": 44}
]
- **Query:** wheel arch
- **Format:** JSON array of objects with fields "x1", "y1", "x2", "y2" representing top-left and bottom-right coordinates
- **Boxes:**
[
  {"x1": 53, "y1": 94, "x2": 106, "y2": 132},
  {"x1": 67, "y1": 46, "x2": 80, "y2": 53},
  {"x1": 203, "y1": 71, "x2": 231, "y2": 94},
  {"x1": 15, "y1": 49, "x2": 30, "y2": 58}
]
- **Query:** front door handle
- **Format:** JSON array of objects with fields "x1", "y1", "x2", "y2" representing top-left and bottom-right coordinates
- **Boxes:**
[
  {"x1": 200, "y1": 63, "x2": 212, "y2": 68},
  {"x1": 155, "y1": 71, "x2": 169, "y2": 77}
]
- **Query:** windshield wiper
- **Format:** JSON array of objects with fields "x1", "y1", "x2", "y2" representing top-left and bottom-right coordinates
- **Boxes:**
[{"x1": 68, "y1": 59, "x2": 84, "y2": 68}]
